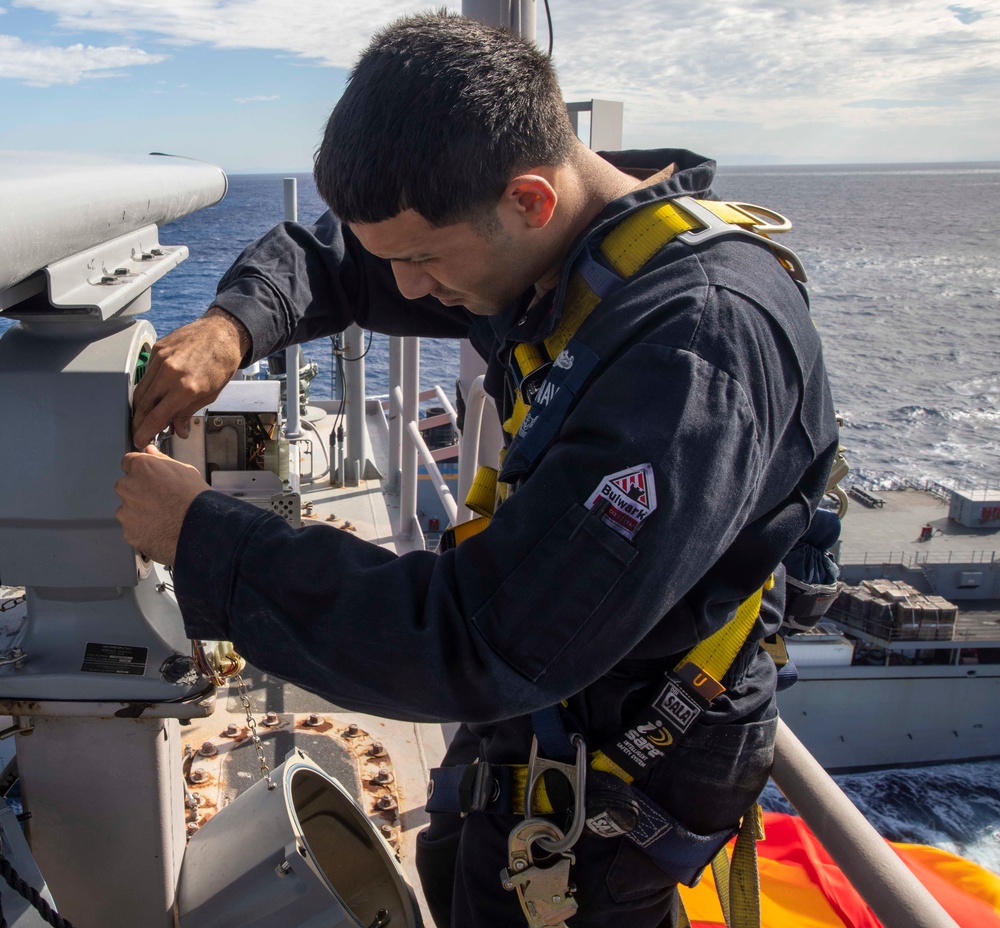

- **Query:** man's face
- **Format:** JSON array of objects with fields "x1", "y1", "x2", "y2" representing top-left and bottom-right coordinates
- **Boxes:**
[{"x1": 350, "y1": 209, "x2": 535, "y2": 316}]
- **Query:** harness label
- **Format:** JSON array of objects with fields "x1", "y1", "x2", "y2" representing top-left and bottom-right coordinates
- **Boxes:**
[
  {"x1": 652, "y1": 679, "x2": 700, "y2": 734},
  {"x1": 585, "y1": 464, "x2": 657, "y2": 541}
]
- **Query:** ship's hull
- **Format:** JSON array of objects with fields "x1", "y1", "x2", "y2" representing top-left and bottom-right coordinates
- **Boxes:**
[{"x1": 778, "y1": 663, "x2": 1000, "y2": 771}]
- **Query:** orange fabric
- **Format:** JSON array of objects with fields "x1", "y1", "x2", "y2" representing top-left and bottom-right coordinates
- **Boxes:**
[{"x1": 680, "y1": 812, "x2": 1000, "y2": 928}]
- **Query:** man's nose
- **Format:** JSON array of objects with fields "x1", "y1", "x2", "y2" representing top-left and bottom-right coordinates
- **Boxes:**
[{"x1": 391, "y1": 261, "x2": 436, "y2": 300}]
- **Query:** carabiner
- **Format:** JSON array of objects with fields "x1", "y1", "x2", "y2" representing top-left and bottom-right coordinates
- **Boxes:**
[{"x1": 523, "y1": 733, "x2": 587, "y2": 855}]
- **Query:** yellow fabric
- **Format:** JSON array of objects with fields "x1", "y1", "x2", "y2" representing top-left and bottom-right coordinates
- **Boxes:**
[
  {"x1": 509, "y1": 199, "x2": 779, "y2": 439},
  {"x1": 502, "y1": 392, "x2": 534, "y2": 438},
  {"x1": 590, "y1": 751, "x2": 635, "y2": 785},
  {"x1": 679, "y1": 575, "x2": 773, "y2": 683},
  {"x1": 465, "y1": 466, "x2": 499, "y2": 518},
  {"x1": 510, "y1": 765, "x2": 556, "y2": 816},
  {"x1": 729, "y1": 809, "x2": 763, "y2": 928},
  {"x1": 513, "y1": 341, "x2": 546, "y2": 378}
]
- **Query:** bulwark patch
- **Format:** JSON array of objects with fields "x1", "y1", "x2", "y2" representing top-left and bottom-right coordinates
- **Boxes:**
[{"x1": 585, "y1": 463, "x2": 657, "y2": 541}]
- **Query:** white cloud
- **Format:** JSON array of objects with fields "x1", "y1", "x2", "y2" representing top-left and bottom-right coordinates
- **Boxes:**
[
  {"x1": 0, "y1": 34, "x2": 166, "y2": 85},
  {"x1": 236, "y1": 93, "x2": 279, "y2": 104},
  {"x1": 6, "y1": 0, "x2": 1000, "y2": 158},
  {"x1": 10, "y1": 0, "x2": 431, "y2": 64},
  {"x1": 547, "y1": 1, "x2": 1000, "y2": 147}
]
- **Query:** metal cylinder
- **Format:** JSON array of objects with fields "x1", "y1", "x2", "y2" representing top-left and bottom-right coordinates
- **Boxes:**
[
  {"x1": 177, "y1": 751, "x2": 421, "y2": 928},
  {"x1": 462, "y1": 0, "x2": 536, "y2": 38},
  {"x1": 771, "y1": 719, "x2": 959, "y2": 928}
]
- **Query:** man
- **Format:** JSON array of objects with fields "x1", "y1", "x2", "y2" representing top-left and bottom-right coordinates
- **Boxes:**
[{"x1": 117, "y1": 12, "x2": 838, "y2": 927}]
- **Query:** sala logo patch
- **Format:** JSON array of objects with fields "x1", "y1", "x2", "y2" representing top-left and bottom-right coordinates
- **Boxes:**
[{"x1": 585, "y1": 463, "x2": 657, "y2": 541}]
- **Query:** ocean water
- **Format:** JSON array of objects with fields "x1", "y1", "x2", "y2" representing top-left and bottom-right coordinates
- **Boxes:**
[{"x1": 3, "y1": 164, "x2": 999, "y2": 876}]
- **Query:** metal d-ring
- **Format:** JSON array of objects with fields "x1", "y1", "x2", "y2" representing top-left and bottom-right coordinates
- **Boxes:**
[{"x1": 523, "y1": 733, "x2": 588, "y2": 856}]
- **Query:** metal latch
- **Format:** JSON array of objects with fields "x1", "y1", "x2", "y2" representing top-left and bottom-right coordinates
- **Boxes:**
[{"x1": 501, "y1": 818, "x2": 578, "y2": 928}]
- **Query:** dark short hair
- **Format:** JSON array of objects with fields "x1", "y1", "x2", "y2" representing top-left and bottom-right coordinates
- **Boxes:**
[{"x1": 314, "y1": 11, "x2": 576, "y2": 228}]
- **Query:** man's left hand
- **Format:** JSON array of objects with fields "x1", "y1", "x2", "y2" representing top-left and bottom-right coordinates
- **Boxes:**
[{"x1": 115, "y1": 445, "x2": 210, "y2": 567}]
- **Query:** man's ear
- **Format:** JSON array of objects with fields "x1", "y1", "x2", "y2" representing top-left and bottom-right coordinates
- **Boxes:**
[{"x1": 499, "y1": 174, "x2": 558, "y2": 229}]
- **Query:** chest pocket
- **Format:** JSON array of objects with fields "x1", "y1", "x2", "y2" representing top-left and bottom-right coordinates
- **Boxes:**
[{"x1": 470, "y1": 503, "x2": 638, "y2": 682}]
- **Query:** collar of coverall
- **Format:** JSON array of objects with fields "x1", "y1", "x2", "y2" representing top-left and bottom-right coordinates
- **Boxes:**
[{"x1": 487, "y1": 148, "x2": 715, "y2": 347}]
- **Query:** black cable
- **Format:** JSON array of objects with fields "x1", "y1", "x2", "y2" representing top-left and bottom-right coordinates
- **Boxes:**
[
  {"x1": 0, "y1": 858, "x2": 76, "y2": 928},
  {"x1": 340, "y1": 328, "x2": 374, "y2": 362},
  {"x1": 543, "y1": 0, "x2": 554, "y2": 57}
]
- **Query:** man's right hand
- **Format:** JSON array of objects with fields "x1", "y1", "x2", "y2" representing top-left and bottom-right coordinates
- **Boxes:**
[{"x1": 131, "y1": 307, "x2": 252, "y2": 448}]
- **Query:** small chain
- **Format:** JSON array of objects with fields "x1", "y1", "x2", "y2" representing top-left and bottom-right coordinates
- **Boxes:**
[
  {"x1": 0, "y1": 595, "x2": 25, "y2": 614},
  {"x1": 235, "y1": 671, "x2": 275, "y2": 790}
]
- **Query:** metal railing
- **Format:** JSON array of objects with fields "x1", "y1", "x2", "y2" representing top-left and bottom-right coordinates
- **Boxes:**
[{"x1": 856, "y1": 548, "x2": 997, "y2": 567}]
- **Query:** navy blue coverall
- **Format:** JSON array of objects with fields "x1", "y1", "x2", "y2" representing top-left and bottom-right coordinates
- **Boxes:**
[{"x1": 175, "y1": 149, "x2": 840, "y2": 927}]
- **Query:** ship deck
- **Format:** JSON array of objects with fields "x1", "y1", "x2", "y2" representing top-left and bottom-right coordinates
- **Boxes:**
[
  {"x1": 833, "y1": 486, "x2": 1000, "y2": 643},
  {"x1": 838, "y1": 486, "x2": 999, "y2": 566}
]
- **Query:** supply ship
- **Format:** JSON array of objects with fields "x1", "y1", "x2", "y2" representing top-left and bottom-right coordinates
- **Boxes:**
[{"x1": 778, "y1": 482, "x2": 1000, "y2": 771}]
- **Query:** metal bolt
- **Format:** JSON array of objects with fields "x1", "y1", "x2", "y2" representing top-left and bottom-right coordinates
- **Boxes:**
[
  {"x1": 114, "y1": 267, "x2": 129, "y2": 276},
  {"x1": 150, "y1": 248, "x2": 163, "y2": 256},
  {"x1": 261, "y1": 711, "x2": 280, "y2": 727},
  {"x1": 212, "y1": 416, "x2": 224, "y2": 427},
  {"x1": 186, "y1": 822, "x2": 199, "y2": 835},
  {"x1": 189, "y1": 768, "x2": 209, "y2": 785},
  {"x1": 380, "y1": 824, "x2": 393, "y2": 839},
  {"x1": 223, "y1": 723, "x2": 240, "y2": 737},
  {"x1": 275, "y1": 861, "x2": 292, "y2": 878},
  {"x1": 304, "y1": 713, "x2": 322, "y2": 727},
  {"x1": 198, "y1": 741, "x2": 218, "y2": 757},
  {"x1": 373, "y1": 766, "x2": 393, "y2": 785},
  {"x1": 100, "y1": 276, "x2": 116, "y2": 284},
  {"x1": 376, "y1": 795, "x2": 396, "y2": 811},
  {"x1": 344, "y1": 722, "x2": 361, "y2": 738},
  {"x1": 304, "y1": 501, "x2": 314, "y2": 514},
  {"x1": 552, "y1": 895, "x2": 562, "y2": 904},
  {"x1": 369, "y1": 741, "x2": 386, "y2": 757},
  {"x1": 513, "y1": 859, "x2": 527, "y2": 872}
]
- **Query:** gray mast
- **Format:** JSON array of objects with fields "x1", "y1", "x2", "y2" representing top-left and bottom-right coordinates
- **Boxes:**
[
  {"x1": 454, "y1": 1, "x2": 539, "y2": 510},
  {"x1": 462, "y1": 0, "x2": 537, "y2": 35}
]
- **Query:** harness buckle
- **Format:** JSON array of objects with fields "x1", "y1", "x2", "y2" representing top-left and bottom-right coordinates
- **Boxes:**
[
  {"x1": 501, "y1": 818, "x2": 578, "y2": 928},
  {"x1": 672, "y1": 195, "x2": 808, "y2": 283},
  {"x1": 523, "y1": 733, "x2": 587, "y2": 855},
  {"x1": 458, "y1": 758, "x2": 499, "y2": 816}
]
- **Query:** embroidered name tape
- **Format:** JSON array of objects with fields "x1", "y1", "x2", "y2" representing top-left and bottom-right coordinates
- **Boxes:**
[{"x1": 585, "y1": 463, "x2": 657, "y2": 541}]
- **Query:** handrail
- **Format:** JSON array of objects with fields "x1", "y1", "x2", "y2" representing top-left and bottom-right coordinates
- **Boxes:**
[
  {"x1": 404, "y1": 416, "x2": 459, "y2": 526},
  {"x1": 855, "y1": 549, "x2": 998, "y2": 567},
  {"x1": 772, "y1": 719, "x2": 960, "y2": 928},
  {"x1": 457, "y1": 375, "x2": 489, "y2": 525},
  {"x1": 432, "y1": 385, "x2": 459, "y2": 432}
]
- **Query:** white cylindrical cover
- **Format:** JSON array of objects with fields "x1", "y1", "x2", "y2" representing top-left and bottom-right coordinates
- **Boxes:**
[
  {"x1": 0, "y1": 152, "x2": 227, "y2": 292},
  {"x1": 177, "y1": 750, "x2": 421, "y2": 928}
]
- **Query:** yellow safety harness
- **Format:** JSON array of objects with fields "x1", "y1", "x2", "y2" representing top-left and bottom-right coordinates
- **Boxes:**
[{"x1": 439, "y1": 196, "x2": 804, "y2": 928}]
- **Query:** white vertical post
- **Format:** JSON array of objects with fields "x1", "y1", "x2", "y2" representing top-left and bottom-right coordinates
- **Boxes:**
[
  {"x1": 283, "y1": 177, "x2": 303, "y2": 439},
  {"x1": 453, "y1": 3, "x2": 529, "y2": 504},
  {"x1": 388, "y1": 336, "x2": 403, "y2": 493},
  {"x1": 398, "y1": 337, "x2": 420, "y2": 539},
  {"x1": 343, "y1": 322, "x2": 367, "y2": 485}
]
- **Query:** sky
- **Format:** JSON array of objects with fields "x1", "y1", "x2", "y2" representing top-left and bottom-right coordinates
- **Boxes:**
[{"x1": 1, "y1": 1, "x2": 998, "y2": 173}]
